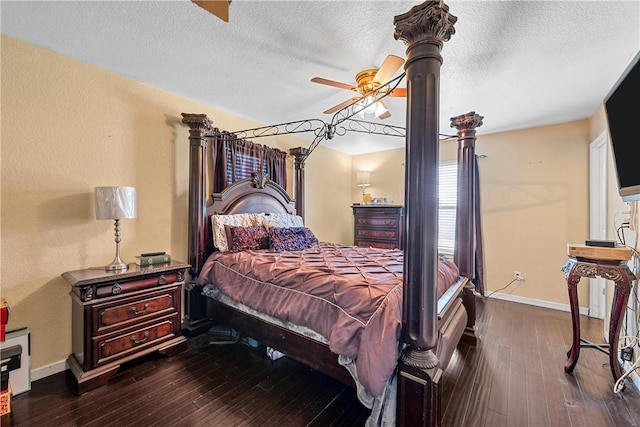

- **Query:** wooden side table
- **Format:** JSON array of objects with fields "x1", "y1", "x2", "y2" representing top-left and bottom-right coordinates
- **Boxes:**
[
  {"x1": 63, "y1": 261, "x2": 190, "y2": 394},
  {"x1": 561, "y1": 244, "x2": 636, "y2": 386}
]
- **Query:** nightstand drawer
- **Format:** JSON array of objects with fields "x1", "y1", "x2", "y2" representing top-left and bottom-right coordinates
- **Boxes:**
[
  {"x1": 94, "y1": 315, "x2": 178, "y2": 367},
  {"x1": 94, "y1": 272, "x2": 181, "y2": 299},
  {"x1": 93, "y1": 287, "x2": 179, "y2": 335}
]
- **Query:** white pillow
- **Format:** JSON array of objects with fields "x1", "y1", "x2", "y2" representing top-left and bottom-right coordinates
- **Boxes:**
[
  {"x1": 211, "y1": 213, "x2": 255, "y2": 252},
  {"x1": 260, "y1": 213, "x2": 304, "y2": 229}
]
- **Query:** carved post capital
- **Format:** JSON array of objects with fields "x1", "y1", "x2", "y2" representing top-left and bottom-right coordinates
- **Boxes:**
[
  {"x1": 393, "y1": 1, "x2": 457, "y2": 48},
  {"x1": 451, "y1": 111, "x2": 483, "y2": 149},
  {"x1": 289, "y1": 147, "x2": 309, "y2": 165},
  {"x1": 450, "y1": 111, "x2": 484, "y2": 132},
  {"x1": 182, "y1": 113, "x2": 213, "y2": 132},
  {"x1": 181, "y1": 113, "x2": 214, "y2": 133}
]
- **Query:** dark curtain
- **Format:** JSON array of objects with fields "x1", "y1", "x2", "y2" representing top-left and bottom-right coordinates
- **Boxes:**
[
  {"x1": 473, "y1": 155, "x2": 485, "y2": 294},
  {"x1": 210, "y1": 131, "x2": 287, "y2": 193}
]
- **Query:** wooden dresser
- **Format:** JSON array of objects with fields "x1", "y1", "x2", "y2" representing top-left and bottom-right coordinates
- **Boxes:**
[
  {"x1": 352, "y1": 205, "x2": 404, "y2": 249},
  {"x1": 63, "y1": 261, "x2": 189, "y2": 394}
]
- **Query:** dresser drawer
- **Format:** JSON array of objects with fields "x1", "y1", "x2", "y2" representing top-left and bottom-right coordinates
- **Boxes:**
[
  {"x1": 355, "y1": 240, "x2": 398, "y2": 250},
  {"x1": 355, "y1": 216, "x2": 400, "y2": 228},
  {"x1": 93, "y1": 315, "x2": 179, "y2": 367},
  {"x1": 92, "y1": 286, "x2": 180, "y2": 335},
  {"x1": 356, "y1": 228, "x2": 399, "y2": 240}
]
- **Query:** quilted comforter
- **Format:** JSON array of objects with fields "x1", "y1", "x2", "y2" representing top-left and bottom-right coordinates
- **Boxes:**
[{"x1": 197, "y1": 243, "x2": 459, "y2": 397}]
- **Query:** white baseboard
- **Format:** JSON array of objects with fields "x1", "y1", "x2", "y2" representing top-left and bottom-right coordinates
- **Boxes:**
[
  {"x1": 31, "y1": 359, "x2": 67, "y2": 382},
  {"x1": 485, "y1": 292, "x2": 590, "y2": 316}
]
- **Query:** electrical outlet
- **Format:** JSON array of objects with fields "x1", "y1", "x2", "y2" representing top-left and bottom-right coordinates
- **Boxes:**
[
  {"x1": 621, "y1": 347, "x2": 633, "y2": 362},
  {"x1": 514, "y1": 271, "x2": 524, "y2": 281}
]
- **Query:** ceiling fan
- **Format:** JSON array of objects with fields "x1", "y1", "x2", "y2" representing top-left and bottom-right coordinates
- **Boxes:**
[
  {"x1": 192, "y1": 0, "x2": 231, "y2": 22},
  {"x1": 311, "y1": 54, "x2": 407, "y2": 120}
]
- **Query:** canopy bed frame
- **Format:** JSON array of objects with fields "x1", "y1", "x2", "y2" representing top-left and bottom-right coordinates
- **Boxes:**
[{"x1": 180, "y1": 1, "x2": 483, "y2": 425}]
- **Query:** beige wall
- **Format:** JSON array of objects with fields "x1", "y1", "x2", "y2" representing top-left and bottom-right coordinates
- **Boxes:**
[
  {"x1": 1, "y1": 36, "x2": 352, "y2": 371},
  {"x1": 352, "y1": 122, "x2": 592, "y2": 306}
]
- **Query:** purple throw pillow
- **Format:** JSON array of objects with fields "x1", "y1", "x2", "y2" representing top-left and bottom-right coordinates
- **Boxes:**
[
  {"x1": 225, "y1": 225, "x2": 270, "y2": 252},
  {"x1": 269, "y1": 227, "x2": 318, "y2": 252}
]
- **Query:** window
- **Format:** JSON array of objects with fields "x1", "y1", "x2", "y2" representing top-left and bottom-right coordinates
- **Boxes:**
[
  {"x1": 224, "y1": 147, "x2": 268, "y2": 186},
  {"x1": 438, "y1": 160, "x2": 457, "y2": 255}
]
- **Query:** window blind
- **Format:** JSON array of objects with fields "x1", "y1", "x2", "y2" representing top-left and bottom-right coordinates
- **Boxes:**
[{"x1": 438, "y1": 160, "x2": 457, "y2": 255}]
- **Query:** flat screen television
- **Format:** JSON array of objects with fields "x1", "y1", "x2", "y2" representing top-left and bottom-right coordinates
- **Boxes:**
[{"x1": 604, "y1": 51, "x2": 640, "y2": 202}]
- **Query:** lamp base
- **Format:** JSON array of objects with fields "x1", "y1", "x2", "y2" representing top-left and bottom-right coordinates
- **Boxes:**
[
  {"x1": 105, "y1": 262, "x2": 129, "y2": 272},
  {"x1": 105, "y1": 218, "x2": 129, "y2": 271}
]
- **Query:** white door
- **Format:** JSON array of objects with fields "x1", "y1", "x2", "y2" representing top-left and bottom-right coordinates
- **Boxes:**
[{"x1": 589, "y1": 131, "x2": 608, "y2": 320}]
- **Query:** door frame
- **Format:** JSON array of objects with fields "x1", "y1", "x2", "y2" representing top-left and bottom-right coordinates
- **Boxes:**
[{"x1": 589, "y1": 130, "x2": 608, "y2": 320}]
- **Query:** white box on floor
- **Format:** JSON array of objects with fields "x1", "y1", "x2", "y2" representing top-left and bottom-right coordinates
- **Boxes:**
[{"x1": 0, "y1": 328, "x2": 31, "y2": 395}]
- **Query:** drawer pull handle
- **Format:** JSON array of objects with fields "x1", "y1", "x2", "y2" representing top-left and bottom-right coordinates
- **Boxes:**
[
  {"x1": 158, "y1": 275, "x2": 167, "y2": 285},
  {"x1": 130, "y1": 331, "x2": 150, "y2": 346},
  {"x1": 130, "y1": 303, "x2": 150, "y2": 316},
  {"x1": 111, "y1": 283, "x2": 122, "y2": 295}
]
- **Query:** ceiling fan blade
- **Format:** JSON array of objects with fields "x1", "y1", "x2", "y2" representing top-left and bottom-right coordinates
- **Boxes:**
[
  {"x1": 311, "y1": 77, "x2": 356, "y2": 91},
  {"x1": 323, "y1": 97, "x2": 361, "y2": 114},
  {"x1": 373, "y1": 54, "x2": 404, "y2": 85},
  {"x1": 192, "y1": 0, "x2": 229, "y2": 22},
  {"x1": 388, "y1": 87, "x2": 406, "y2": 97}
]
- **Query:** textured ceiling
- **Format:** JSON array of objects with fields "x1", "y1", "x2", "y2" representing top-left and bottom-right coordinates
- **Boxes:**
[{"x1": 2, "y1": 1, "x2": 639, "y2": 155}]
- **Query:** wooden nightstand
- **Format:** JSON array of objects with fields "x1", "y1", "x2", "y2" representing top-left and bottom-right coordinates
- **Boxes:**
[
  {"x1": 352, "y1": 205, "x2": 404, "y2": 249},
  {"x1": 63, "y1": 261, "x2": 189, "y2": 394}
]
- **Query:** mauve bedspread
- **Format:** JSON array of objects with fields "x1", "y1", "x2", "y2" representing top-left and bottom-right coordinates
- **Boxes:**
[{"x1": 197, "y1": 243, "x2": 459, "y2": 397}]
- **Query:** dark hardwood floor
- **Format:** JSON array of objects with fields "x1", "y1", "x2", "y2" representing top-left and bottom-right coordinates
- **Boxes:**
[{"x1": 3, "y1": 298, "x2": 639, "y2": 426}]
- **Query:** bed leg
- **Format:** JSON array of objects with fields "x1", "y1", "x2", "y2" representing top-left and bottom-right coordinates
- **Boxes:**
[
  {"x1": 461, "y1": 282, "x2": 477, "y2": 345},
  {"x1": 397, "y1": 357, "x2": 442, "y2": 427},
  {"x1": 181, "y1": 281, "x2": 213, "y2": 337}
]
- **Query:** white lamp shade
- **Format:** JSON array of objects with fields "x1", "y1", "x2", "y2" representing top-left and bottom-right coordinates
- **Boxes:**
[
  {"x1": 94, "y1": 186, "x2": 137, "y2": 220},
  {"x1": 356, "y1": 171, "x2": 371, "y2": 187},
  {"x1": 356, "y1": 97, "x2": 388, "y2": 119}
]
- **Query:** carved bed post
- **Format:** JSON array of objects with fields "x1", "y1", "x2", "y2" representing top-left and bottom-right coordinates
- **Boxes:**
[
  {"x1": 180, "y1": 113, "x2": 214, "y2": 337},
  {"x1": 451, "y1": 112, "x2": 483, "y2": 345},
  {"x1": 289, "y1": 147, "x2": 308, "y2": 220},
  {"x1": 394, "y1": 2, "x2": 456, "y2": 426}
]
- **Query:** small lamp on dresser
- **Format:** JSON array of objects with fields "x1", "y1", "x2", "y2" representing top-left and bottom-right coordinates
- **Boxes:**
[
  {"x1": 356, "y1": 171, "x2": 371, "y2": 204},
  {"x1": 94, "y1": 186, "x2": 136, "y2": 271}
]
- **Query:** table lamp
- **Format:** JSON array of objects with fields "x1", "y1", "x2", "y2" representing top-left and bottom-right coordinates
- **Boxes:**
[
  {"x1": 94, "y1": 186, "x2": 137, "y2": 271},
  {"x1": 357, "y1": 171, "x2": 371, "y2": 204}
]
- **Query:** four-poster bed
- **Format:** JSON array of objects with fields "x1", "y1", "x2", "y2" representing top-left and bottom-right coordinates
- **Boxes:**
[{"x1": 180, "y1": 1, "x2": 483, "y2": 425}]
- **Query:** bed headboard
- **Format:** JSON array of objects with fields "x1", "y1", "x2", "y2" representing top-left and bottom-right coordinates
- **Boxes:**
[
  {"x1": 208, "y1": 175, "x2": 296, "y2": 217},
  {"x1": 198, "y1": 176, "x2": 296, "y2": 267}
]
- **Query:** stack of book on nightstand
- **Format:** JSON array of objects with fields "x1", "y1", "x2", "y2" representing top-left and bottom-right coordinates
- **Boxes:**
[{"x1": 135, "y1": 252, "x2": 171, "y2": 266}]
